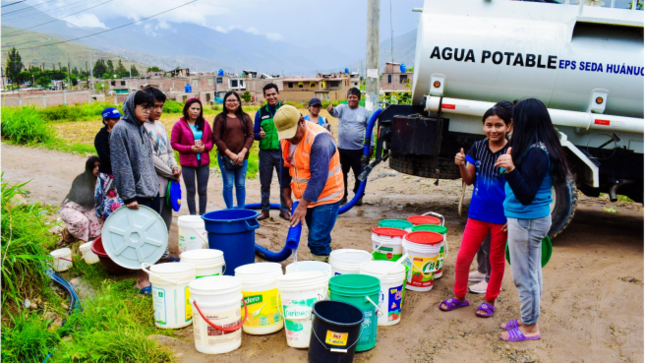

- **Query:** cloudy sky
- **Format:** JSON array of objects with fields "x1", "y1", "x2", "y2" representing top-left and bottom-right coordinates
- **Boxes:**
[{"x1": 11, "y1": 0, "x2": 424, "y2": 52}]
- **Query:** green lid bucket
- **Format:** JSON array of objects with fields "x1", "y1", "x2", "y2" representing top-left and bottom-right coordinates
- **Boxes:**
[
  {"x1": 329, "y1": 274, "x2": 380, "y2": 352},
  {"x1": 411, "y1": 224, "x2": 448, "y2": 234},
  {"x1": 378, "y1": 219, "x2": 413, "y2": 231}
]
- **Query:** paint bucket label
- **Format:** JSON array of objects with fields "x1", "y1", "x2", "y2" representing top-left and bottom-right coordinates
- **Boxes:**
[
  {"x1": 192, "y1": 307, "x2": 242, "y2": 348},
  {"x1": 178, "y1": 229, "x2": 208, "y2": 253},
  {"x1": 153, "y1": 287, "x2": 166, "y2": 325},
  {"x1": 185, "y1": 287, "x2": 192, "y2": 322},
  {"x1": 403, "y1": 255, "x2": 437, "y2": 288},
  {"x1": 282, "y1": 297, "x2": 317, "y2": 345},
  {"x1": 384, "y1": 285, "x2": 403, "y2": 323},
  {"x1": 241, "y1": 288, "x2": 282, "y2": 329},
  {"x1": 196, "y1": 272, "x2": 221, "y2": 279},
  {"x1": 325, "y1": 330, "x2": 349, "y2": 346},
  {"x1": 358, "y1": 310, "x2": 377, "y2": 348}
]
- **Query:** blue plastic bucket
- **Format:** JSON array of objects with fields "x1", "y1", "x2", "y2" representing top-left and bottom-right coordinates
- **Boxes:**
[{"x1": 202, "y1": 209, "x2": 260, "y2": 276}]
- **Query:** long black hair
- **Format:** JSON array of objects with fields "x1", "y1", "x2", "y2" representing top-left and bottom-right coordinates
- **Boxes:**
[
  {"x1": 482, "y1": 100, "x2": 513, "y2": 126},
  {"x1": 183, "y1": 98, "x2": 205, "y2": 131},
  {"x1": 62, "y1": 156, "x2": 100, "y2": 209},
  {"x1": 214, "y1": 91, "x2": 249, "y2": 136},
  {"x1": 510, "y1": 98, "x2": 569, "y2": 186}
]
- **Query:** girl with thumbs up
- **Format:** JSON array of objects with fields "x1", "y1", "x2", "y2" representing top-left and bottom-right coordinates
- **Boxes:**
[{"x1": 439, "y1": 101, "x2": 513, "y2": 319}]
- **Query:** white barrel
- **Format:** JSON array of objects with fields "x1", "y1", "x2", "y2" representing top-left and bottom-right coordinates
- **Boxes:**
[
  {"x1": 79, "y1": 242, "x2": 100, "y2": 265},
  {"x1": 234, "y1": 263, "x2": 284, "y2": 335},
  {"x1": 401, "y1": 232, "x2": 443, "y2": 292},
  {"x1": 178, "y1": 215, "x2": 209, "y2": 253},
  {"x1": 360, "y1": 261, "x2": 407, "y2": 326},
  {"x1": 50, "y1": 248, "x2": 73, "y2": 272},
  {"x1": 180, "y1": 249, "x2": 225, "y2": 278},
  {"x1": 189, "y1": 276, "x2": 244, "y2": 355},
  {"x1": 285, "y1": 261, "x2": 332, "y2": 280},
  {"x1": 277, "y1": 271, "x2": 329, "y2": 348},
  {"x1": 329, "y1": 249, "x2": 373, "y2": 276},
  {"x1": 146, "y1": 262, "x2": 196, "y2": 329}
]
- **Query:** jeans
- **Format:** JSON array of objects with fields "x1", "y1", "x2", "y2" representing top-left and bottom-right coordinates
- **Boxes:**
[
  {"x1": 217, "y1": 154, "x2": 248, "y2": 209},
  {"x1": 182, "y1": 164, "x2": 210, "y2": 215},
  {"x1": 259, "y1": 149, "x2": 288, "y2": 213},
  {"x1": 339, "y1": 148, "x2": 364, "y2": 200},
  {"x1": 454, "y1": 219, "x2": 507, "y2": 301},
  {"x1": 508, "y1": 215, "x2": 552, "y2": 325},
  {"x1": 476, "y1": 233, "x2": 492, "y2": 283},
  {"x1": 305, "y1": 201, "x2": 341, "y2": 257},
  {"x1": 136, "y1": 196, "x2": 160, "y2": 213}
]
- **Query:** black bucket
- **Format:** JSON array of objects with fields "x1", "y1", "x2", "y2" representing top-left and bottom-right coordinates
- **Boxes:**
[{"x1": 308, "y1": 300, "x2": 365, "y2": 363}]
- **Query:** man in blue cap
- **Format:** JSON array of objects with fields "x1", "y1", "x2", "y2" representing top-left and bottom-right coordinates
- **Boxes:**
[{"x1": 94, "y1": 107, "x2": 123, "y2": 220}]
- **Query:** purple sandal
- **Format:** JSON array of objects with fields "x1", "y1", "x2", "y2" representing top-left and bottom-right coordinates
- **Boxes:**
[
  {"x1": 476, "y1": 302, "x2": 495, "y2": 318},
  {"x1": 439, "y1": 297, "x2": 469, "y2": 311},
  {"x1": 500, "y1": 328, "x2": 541, "y2": 342},
  {"x1": 501, "y1": 319, "x2": 520, "y2": 330}
]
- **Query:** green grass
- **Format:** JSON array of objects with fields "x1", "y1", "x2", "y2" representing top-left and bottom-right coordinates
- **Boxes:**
[{"x1": 1, "y1": 106, "x2": 57, "y2": 144}]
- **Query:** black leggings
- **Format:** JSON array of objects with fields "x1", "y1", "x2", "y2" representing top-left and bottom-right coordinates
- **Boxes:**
[
  {"x1": 182, "y1": 164, "x2": 209, "y2": 215},
  {"x1": 339, "y1": 148, "x2": 364, "y2": 199}
]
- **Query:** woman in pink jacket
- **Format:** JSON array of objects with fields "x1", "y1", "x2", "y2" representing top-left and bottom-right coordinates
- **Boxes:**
[{"x1": 171, "y1": 98, "x2": 213, "y2": 215}]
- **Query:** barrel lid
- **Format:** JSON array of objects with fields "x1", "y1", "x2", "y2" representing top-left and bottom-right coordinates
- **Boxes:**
[
  {"x1": 101, "y1": 205, "x2": 168, "y2": 270},
  {"x1": 180, "y1": 248, "x2": 223, "y2": 260},
  {"x1": 404, "y1": 231, "x2": 443, "y2": 245},
  {"x1": 411, "y1": 224, "x2": 448, "y2": 234},
  {"x1": 360, "y1": 260, "x2": 406, "y2": 275},
  {"x1": 329, "y1": 274, "x2": 380, "y2": 292},
  {"x1": 235, "y1": 262, "x2": 283, "y2": 276},
  {"x1": 372, "y1": 227, "x2": 407, "y2": 238},
  {"x1": 329, "y1": 249, "x2": 372, "y2": 263},
  {"x1": 189, "y1": 275, "x2": 241, "y2": 291},
  {"x1": 377, "y1": 219, "x2": 413, "y2": 230},
  {"x1": 407, "y1": 215, "x2": 441, "y2": 225}
]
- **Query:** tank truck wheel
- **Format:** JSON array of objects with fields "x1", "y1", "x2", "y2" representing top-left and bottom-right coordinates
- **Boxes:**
[{"x1": 549, "y1": 179, "x2": 578, "y2": 240}]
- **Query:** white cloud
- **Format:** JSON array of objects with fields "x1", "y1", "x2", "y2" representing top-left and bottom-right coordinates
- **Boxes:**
[
  {"x1": 65, "y1": 14, "x2": 107, "y2": 29},
  {"x1": 213, "y1": 25, "x2": 284, "y2": 41}
]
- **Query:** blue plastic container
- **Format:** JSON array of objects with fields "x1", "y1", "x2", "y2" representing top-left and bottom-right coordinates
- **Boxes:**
[{"x1": 202, "y1": 209, "x2": 260, "y2": 276}]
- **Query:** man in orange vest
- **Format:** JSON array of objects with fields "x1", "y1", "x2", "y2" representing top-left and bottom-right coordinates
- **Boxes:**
[{"x1": 273, "y1": 105, "x2": 344, "y2": 261}]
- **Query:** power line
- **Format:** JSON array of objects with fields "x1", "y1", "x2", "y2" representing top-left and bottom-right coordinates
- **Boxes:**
[
  {"x1": 2, "y1": 0, "x2": 68, "y2": 17},
  {"x1": 2, "y1": 0, "x2": 27, "y2": 8},
  {"x1": 6, "y1": 0, "x2": 198, "y2": 51},
  {"x1": 3, "y1": 0, "x2": 114, "y2": 36},
  {"x1": 3, "y1": 0, "x2": 95, "y2": 21}
]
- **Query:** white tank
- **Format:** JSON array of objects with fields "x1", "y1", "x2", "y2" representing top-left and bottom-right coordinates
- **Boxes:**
[{"x1": 411, "y1": 0, "x2": 644, "y2": 118}]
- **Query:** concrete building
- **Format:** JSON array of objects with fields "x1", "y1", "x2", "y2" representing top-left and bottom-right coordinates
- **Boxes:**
[
  {"x1": 380, "y1": 62, "x2": 414, "y2": 96},
  {"x1": 1, "y1": 89, "x2": 105, "y2": 107},
  {"x1": 280, "y1": 74, "x2": 353, "y2": 104}
]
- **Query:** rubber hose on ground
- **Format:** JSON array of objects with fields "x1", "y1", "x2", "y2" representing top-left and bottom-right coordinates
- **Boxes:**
[
  {"x1": 42, "y1": 271, "x2": 81, "y2": 363},
  {"x1": 254, "y1": 201, "x2": 301, "y2": 262},
  {"x1": 339, "y1": 108, "x2": 382, "y2": 215}
]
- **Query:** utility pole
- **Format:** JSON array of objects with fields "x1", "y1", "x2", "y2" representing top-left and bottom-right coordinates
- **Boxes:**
[
  {"x1": 365, "y1": 0, "x2": 380, "y2": 112},
  {"x1": 89, "y1": 50, "x2": 94, "y2": 91}
]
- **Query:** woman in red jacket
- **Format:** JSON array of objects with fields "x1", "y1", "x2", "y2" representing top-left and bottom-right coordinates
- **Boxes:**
[{"x1": 171, "y1": 98, "x2": 213, "y2": 215}]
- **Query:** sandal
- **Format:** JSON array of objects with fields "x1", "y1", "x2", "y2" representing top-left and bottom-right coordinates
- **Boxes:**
[
  {"x1": 501, "y1": 319, "x2": 520, "y2": 330},
  {"x1": 476, "y1": 302, "x2": 495, "y2": 318},
  {"x1": 139, "y1": 285, "x2": 152, "y2": 295},
  {"x1": 500, "y1": 328, "x2": 541, "y2": 342},
  {"x1": 439, "y1": 297, "x2": 469, "y2": 311}
]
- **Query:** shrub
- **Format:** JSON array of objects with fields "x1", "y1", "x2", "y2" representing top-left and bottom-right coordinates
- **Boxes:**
[
  {"x1": 1, "y1": 106, "x2": 56, "y2": 144},
  {"x1": 162, "y1": 99, "x2": 184, "y2": 114}
]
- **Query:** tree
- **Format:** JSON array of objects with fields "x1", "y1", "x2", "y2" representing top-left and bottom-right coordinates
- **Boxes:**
[
  {"x1": 147, "y1": 66, "x2": 162, "y2": 72},
  {"x1": 71, "y1": 67, "x2": 80, "y2": 76},
  {"x1": 106, "y1": 59, "x2": 115, "y2": 76},
  {"x1": 93, "y1": 59, "x2": 107, "y2": 79},
  {"x1": 115, "y1": 59, "x2": 127, "y2": 74},
  {"x1": 5, "y1": 47, "x2": 24, "y2": 89},
  {"x1": 130, "y1": 65, "x2": 140, "y2": 77},
  {"x1": 241, "y1": 91, "x2": 252, "y2": 103}
]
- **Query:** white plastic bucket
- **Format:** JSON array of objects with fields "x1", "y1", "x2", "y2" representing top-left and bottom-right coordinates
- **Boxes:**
[
  {"x1": 401, "y1": 232, "x2": 443, "y2": 292},
  {"x1": 371, "y1": 228, "x2": 407, "y2": 262},
  {"x1": 79, "y1": 241, "x2": 100, "y2": 265},
  {"x1": 143, "y1": 262, "x2": 196, "y2": 329},
  {"x1": 329, "y1": 249, "x2": 373, "y2": 276},
  {"x1": 50, "y1": 248, "x2": 73, "y2": 272},
  {"x1": 189, "y1": 276, "x2": 245, "y2": 355},
  {"x1": 359, "y1": 260, "x2": 406, "y2": 326},
  {"x1": 180, "y1": 249, "x2": 225, "y2": 278},
  {"x1": 178, "y1": 215, "x2": 209, "y2": 253},
  {"x1": 234, "y1": 263, "x2": 284, "y2": 335},
  {"x1": 277, "y1": 271, "x2": 329, "y2": 348},
  {"x1": 285, "y1": 261, "x2": 332, "y2": 280}
]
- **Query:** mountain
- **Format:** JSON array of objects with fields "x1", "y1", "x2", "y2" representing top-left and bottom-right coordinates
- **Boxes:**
[{"x1": 380, "y1": 28, "x2": 417, "y2": 70}]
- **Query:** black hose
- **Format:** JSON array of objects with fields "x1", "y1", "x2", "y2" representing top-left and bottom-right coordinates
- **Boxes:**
[{"x1": 42, "y1": 271, "x2": 81, "y2": 363}]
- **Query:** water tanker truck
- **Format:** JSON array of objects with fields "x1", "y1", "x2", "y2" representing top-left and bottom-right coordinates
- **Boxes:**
[{"x1": 372, "y1": 0, "x2": 644, "y2": 238}]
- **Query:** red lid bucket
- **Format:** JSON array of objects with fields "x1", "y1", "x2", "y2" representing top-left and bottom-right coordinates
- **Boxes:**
[
  {"x1": 407, "y1": 215, "x2": 441, "y2": 226},
  {"x1": 371, "y1": 227, "x2": 408, "y2": 238},
  {"x1": 404, "y1": 231, "x2": 443, "y2": 245}
]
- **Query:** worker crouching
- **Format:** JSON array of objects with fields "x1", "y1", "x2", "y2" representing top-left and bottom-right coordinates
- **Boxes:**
[{"x1": 274, "y1": 105, "x2": 344, "y2": 262}]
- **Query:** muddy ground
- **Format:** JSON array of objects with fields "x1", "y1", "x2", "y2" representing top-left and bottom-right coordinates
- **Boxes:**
[{"x1": 2, "y1": 143, "x2": 643, "y2": 363}]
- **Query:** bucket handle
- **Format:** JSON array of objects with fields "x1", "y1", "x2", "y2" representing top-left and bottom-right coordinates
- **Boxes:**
[
  {"x1": 365, "y1": 296, "x2": 384, "y2": 317},
  {"x1": 58, "y1": 257, "x2": 73, "y2": 262},
  {"x1": 140, "y1": 262, "x2": 177, "y2": 284},
  {"x1": 311, "y1": 321, "x2": 364, "y2": 354},
  {"x1": 421, "y1": 211, "x2": 445, "y2": 226},
  {"x1": 245, "y1": 218, "x2": 260, "y2": 230},
  {"x1": 193, "y1": 298, "x2": 248, "y2": 333}
]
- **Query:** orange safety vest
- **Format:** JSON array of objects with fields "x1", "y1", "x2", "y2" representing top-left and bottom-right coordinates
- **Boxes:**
[{"x1": 281, "y1": 122, "x2": 344, "y2": 207}]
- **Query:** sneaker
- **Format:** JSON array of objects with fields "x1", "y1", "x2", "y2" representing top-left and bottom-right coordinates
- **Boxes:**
[
  {"x1": 468, "y1": 280, "x2": 488, "y2": 294},
  {"x1": 468, "y1": 270, "x2": 486, "y2": 282},
  {"x1": 311, "y1": 254, "x2": 329, "y2": 262}
]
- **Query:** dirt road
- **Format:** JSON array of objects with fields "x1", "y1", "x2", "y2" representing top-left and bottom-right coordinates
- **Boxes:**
[{"x1": 2, "y1": 143, "x2": 643, "y2": 362}]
